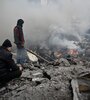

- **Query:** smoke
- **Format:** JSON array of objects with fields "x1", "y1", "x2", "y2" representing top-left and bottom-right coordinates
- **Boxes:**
[{"x1": 0, "y1": 0, "x2": 90, "y2": 48}]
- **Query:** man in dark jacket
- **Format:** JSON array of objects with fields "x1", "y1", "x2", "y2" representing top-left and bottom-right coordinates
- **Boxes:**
[
  {"x1": 14, "y1": 19, "x2": 29, "y2": 65},
  {"x1": 0, "y1": 39, "x2": 23, "y2": 84},
  {"x1": 14, "y1": 19, "x2": 25, "y2": 47}
]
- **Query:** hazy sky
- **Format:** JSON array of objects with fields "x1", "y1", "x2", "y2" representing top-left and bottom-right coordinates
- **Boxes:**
[{"x1": 0, "y1": 0, "x2": 90, "y2": 48}]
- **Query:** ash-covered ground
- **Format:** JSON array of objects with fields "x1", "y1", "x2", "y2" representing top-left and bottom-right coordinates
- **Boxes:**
[
  {"x1": 0, "y1": 35, "x2": 90, "y2": 100},
  {"x1": 0, "y1": 61, "x2": 90, "y2": 100}
]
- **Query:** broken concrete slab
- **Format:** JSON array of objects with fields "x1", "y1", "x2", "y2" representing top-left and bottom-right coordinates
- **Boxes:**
[
  {"x1": 21, "y1": 69, "x2": 32, "y2": 79},
  {"x1": 71, "y1": 78, "x2": 90, "y2": 100},
  {"x1": 32, "y1": 72, "x2": 43, "y2": 78},
  {"x1": 58, "y1": 58, "x2": 71, "y2": 67},
  {"x1": 32, "y1": 78, "x2": 49, "y2": 86},
  {"x1": 71, "y1": 79, "x2": 81, "y2": 100},
  {"x1": 32, "y1": 78, "x2": 44, "y2": 82}
]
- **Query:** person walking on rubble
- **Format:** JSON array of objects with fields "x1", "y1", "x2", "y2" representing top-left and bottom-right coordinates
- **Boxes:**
[
  {"x1": 0, "y1": 39, "x2": 23, "y2": 84},
  {"x1": 14, "y1": 19, "x2": 29, "y2": 65}
]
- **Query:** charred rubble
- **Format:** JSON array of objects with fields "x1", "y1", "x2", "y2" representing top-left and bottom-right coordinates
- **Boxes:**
[{"x1": 0, "y1": 35, "x2": 90, "y2": 100}]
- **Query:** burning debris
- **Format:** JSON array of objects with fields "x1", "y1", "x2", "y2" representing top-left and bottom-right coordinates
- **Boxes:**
[
  {"x1": 0, "y1": 31, "x2": 90, "y2": 100},
  {"x1": 0, "y1": 0, "x2": 90, "y2": 100},
  {"x1": 0, "y1": 35, "x2": 90, "y2": 100}
]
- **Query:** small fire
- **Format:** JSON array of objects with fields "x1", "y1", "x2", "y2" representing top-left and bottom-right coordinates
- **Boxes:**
[
  {"x1": 68, "y1": 49, "x2": 78, "y2": 56},
  {"x1": 54, "y1": 51, "x2": 62, "y2": 58}
]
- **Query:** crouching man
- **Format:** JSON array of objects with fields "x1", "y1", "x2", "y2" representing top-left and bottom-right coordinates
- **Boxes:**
[{"x1": 0, "y1": 39, "x2": 23, "y2": 84}]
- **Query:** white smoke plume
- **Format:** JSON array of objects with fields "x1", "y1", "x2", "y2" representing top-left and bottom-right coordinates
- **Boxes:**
[{"x1": 0, "y1": 0, "x2": 90, "y2": 48}]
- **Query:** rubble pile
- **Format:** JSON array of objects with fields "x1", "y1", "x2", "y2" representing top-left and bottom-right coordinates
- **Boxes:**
[
  {"x1": 0, "y1": 36, "x2": 90, "y2": 100},
  {"x1": 0, "y1": 61, "x2": 90, "y2": 100}
]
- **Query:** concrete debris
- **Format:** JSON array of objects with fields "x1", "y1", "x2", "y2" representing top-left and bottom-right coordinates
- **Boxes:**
[
  {"x1": 21, "y1": 69, "x2": 32, "y2": 79},
  {"x1": 0, "y1": 63, "x2": 90, "y2": 100},
  {"x1": 58, "y1": 58, "x2": 71, "y2": 67},
  {"x1": 71, "y1": 78, "x2": 90, "y2": 100},
  {"x1": 32, "y1": 72, "x2": 43, "y2": 78},
  {"x1": 32, "y1": 78, "x2": 45, "y2": 83},
  {"x1": 1, "y1": 37, "x2": 90, "y2": 100},
  {"x1": 71, "y1": 79, "x2": 80, "y2": 100},
  {"x1": 78, "y1": 72, "x2": 90, "y2": 78}
]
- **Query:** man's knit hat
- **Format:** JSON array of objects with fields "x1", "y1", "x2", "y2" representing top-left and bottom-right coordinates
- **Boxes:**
[
  {"x1": 17, "y1": 19, "x2": 24, "y2": 25},
  {"x1": 2, "y1": 39, "x2": 12, "y2": 48}
]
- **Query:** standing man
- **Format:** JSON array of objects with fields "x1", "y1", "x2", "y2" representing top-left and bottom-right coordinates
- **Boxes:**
[{"x1": 14, "y1": 19, "x2": 29, "y2": 65}]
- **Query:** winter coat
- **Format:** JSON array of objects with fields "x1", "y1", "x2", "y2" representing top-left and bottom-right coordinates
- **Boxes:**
[
  {"x1": 14, "y1": 25, "x2": 25, "y2": 45},
  {"x1": 0, "y1": 46, "x2": 19, "y2": 77}
]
